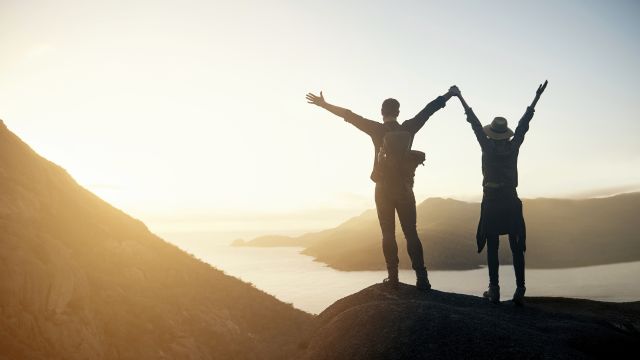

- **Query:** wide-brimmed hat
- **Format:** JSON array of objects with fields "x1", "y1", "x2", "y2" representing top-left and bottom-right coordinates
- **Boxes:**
[{"x1": 483, "y1": 117, "x2": 514, "y2": 140}]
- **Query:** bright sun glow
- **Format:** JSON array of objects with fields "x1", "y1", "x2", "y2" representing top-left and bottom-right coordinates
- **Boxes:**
[{"x1": 1, "y1": 0, "x2": 639, "y2": 234}]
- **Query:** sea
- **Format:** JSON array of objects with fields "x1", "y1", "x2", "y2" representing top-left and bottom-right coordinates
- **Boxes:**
[{"x1": 161, "y1": 231, "x2": 640, "y2": 314}]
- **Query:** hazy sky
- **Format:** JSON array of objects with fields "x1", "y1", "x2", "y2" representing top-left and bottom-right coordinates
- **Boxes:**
[{"x1": 1, "y1": 0, "x2": 639, "y2": 234}]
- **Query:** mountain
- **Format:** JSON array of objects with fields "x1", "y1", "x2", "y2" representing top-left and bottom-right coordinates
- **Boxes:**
[
  {"x1": 301, "y1": 283, "x2": 640, "y2": 360},
  {"x1": 237, "y1": 194, "x2": 640, "y2": 270},
  {"x1": 0, "y1": 120, "x2": 312, "y2": 360}
]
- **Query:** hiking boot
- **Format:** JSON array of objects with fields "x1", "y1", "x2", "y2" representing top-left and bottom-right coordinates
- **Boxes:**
[
  {"x1": 483, "y1": 285, "x2": 500, "y2": 304},
  {"x1": 416, "y1": 276, "x2": 431, "y2": 291},
  {"x1": 415, "y1": 270, "x2": 431, "y2": 291},
  {"x1": 383, "y1": 267, "x2": 399, "y2": 289},
  {"x1": 513, "y1": 286, "x2": 526, "y2": 307},
  {"x1": 383, "y1": 277, "x2": 399, "y2": 289}
]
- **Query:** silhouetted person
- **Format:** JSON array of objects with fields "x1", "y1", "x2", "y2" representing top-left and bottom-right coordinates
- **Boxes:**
[
  {"x1": 306, "y1": 87, "x2": 459, "y2": 290},
  {"x1": 451, "y1": 81, "x2": 547, "y2": 305}
]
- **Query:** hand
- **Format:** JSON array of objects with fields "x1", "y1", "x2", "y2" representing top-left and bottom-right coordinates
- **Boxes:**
[
  {"x1": 306, "y1": 91, "x2": 326, "y2": 106},
  {"x1": 448, "y1": 85, "x2": 461, "y2": 97},
  {"x1": 536, "y1": 80, "x2": 548, "y2": 97}
]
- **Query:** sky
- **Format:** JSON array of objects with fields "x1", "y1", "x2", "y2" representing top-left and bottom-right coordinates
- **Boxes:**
[{"x1": 1, "y1": 0, "x2": 639, "y2": 236}]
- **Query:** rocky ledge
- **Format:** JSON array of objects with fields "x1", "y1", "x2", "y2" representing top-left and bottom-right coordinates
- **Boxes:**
[{"x1": 302, "y1": 283, "x2": 640, "y2": 360}]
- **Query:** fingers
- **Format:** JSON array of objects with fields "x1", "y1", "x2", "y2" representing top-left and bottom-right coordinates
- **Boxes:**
[
  {"x1": 305, "y1": 91, "x2": 323, "y2": 99},
  {"x1": 305, "y1": 94, "x2": 317, "y2": 104},
  {"x1": 536, "y1": 80, "x2": 548, "y2": 96}
]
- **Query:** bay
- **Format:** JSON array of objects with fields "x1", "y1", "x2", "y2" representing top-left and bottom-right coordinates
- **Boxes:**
[{"x1": 163, "y1": 232, "x2": 640, "y2": 314}]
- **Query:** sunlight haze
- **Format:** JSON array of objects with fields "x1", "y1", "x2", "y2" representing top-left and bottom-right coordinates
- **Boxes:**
[{"x1": 1, "y1": 0, "x2": 639, "y2": 234}]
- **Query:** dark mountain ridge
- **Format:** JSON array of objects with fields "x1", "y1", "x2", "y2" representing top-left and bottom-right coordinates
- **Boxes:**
[{"x1": 238, "y1": 193, "x2": 640, "y2": 270}]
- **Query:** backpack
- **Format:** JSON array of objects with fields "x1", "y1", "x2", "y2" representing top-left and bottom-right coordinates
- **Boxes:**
[{"x1": 373, "y1": 130, "x2": 426, "y2": 184}]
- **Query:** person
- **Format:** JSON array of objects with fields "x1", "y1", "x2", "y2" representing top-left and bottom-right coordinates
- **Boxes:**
[
  {"x1": 305, "y1": 87, "x2": 459, "y2": 290},
  {"x1": 450, "y1": 81, "x2": 548, "y2": 305}
]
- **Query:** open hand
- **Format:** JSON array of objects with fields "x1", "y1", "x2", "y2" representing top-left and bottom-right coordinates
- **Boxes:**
[
  {"x1": 536, "y1": 80, "x2": 548, "y2": 97},
  {"x1": 306, "y1": 91, "x2": 326, "y2": 106}
]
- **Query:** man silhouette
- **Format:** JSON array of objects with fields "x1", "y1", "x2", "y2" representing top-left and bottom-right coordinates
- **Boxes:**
[
  {"x1": 451, "y1": 81, "x2": 547, "y2": 305},
  {"x1": 306, "y1": 87, "x2": 458, "y2": 290}
]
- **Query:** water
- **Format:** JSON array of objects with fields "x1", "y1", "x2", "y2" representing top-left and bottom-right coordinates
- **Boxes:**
[{"x1": 163, "y1": 233, "x2": 640, "y2": 314}]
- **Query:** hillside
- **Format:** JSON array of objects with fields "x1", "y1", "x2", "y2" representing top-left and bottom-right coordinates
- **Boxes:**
[
  {"x1": 301, "y1": 283, "x2": 640, "y2": 360},
  {"x1": 0, "y1": 120, "x2": 312, "y2": 359},
  {"x1": 238, "y1": 194, "x2": 640, "y2": 270}
]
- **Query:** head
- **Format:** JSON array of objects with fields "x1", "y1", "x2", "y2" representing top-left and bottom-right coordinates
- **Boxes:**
[
  {"x1": 381, "y1": 98, "x2": 400, "y2": 122},
  {"x1": 483, "y1": 116, "x2": 514, "y2": 140}
]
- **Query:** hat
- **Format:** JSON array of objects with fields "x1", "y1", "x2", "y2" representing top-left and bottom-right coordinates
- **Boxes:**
[{"x1": 483, "y1": 117, "x2": 514, "y2": 140}]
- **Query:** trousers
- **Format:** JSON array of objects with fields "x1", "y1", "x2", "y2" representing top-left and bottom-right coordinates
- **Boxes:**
[
  {"x1": 486, "y1": 234, "x2": 525, "y2": 288},
  {"x1": 374, "y1": 182, "x2": 426, "y2": 272}
]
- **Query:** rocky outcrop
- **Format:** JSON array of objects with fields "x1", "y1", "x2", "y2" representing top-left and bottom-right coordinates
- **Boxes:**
[
  {"x1": 0, "y1": 119, "x2": 312, "y2": 360},
  {"x1": 302, "y1": 283, "x2": 640, "y2": 360}
]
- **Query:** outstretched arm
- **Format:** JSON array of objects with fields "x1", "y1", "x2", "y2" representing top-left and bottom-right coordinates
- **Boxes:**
[
  {"x1": 513, "y1": 80, "x2": 547, "y2": 147},
  {"x1": 529, "y1": 80, "x2": 548, "y2": 109},
  {"x1": 453, "y1": 90, "x2": 490, "y2": 149},
  {"x1": 306, "y1": 91, "x2": 379, "y2": 136},
  {"x1": 306, "y1": 91, "x2": 349, "y2": 118},
  {"x1": 403, "y1": 86, "x2": 458, "y2": 134}
]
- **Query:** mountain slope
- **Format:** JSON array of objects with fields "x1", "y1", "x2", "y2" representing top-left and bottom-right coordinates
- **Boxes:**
[
  {"x1": 239, "y1": 194, "x2": 640, "y2": 270},
  {"x1": 0, "y1": 120, "x2": 312, "y2": 359},
  {"x1": 301, "y1": 284, "x2": 640, "y2": 360}
]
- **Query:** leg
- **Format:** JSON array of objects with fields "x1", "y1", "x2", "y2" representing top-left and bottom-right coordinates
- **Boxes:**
[
  {"x1": 509, "y1": 234, "x2": 525, "y2": 288},
  {"x1": 486, "y1": 234, "x2": 500, "y2": 287},
  {"x1": 396, "y1": 190, "x2": 425, "y2": 273},
  {"x1": 375, "y1": 184, "x2": 399, "y2": 275},
  {"x1": 483, "y1": 234, "x2": 501, "y2": 303},
  {"x1": 396, "y1": 189, "x2": 430, "y2": 290}
]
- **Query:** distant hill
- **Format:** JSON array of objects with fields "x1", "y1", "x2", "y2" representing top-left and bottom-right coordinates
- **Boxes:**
[
  {"x1": 0, "y1": 120, "x2": 312, "y2": 360},
  {"x1": 301, "y1": 284, "x2": 640, "y2": 359},
  {"x1": 237, "y1": 194, "x2": 640, "y2": 270}
]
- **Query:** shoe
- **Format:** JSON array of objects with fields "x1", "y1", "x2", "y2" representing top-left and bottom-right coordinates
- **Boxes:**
[
  {"x1": 383, "y1": 267, "x2": 399, "y2": 289},
  {"x1": 383, "y1": 277, "x2": 399, "y2": 289},
  {"x1": 415, "y1": 269, "x2": 431, "y2": 291},
  {"x1": 483, "y1": 285, "x2": 500, "y2": 304},
  {"x1": 513, "y1": 286, "x2": 526, "y2": 306},
  {"x1": 416, "y1": 276, "x2": 431, "y2": 291}
]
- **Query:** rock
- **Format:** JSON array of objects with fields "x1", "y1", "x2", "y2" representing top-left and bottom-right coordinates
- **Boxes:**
[{"x1": 302, "y1": 283, "x2": 640, "y2": 360}]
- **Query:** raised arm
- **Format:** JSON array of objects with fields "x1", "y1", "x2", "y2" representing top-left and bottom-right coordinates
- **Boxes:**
[
  {"x1": 306, "y1": 91, "x2": 348, "y2": 117},
  {"x1": 306, "y1": 91, "x2": 379, "y2": 136},
  {"x1": 402, "y1": 86, "x2": 457, "y2": 134},
  {"x1": 453, "y1": 90, "x2": 490, "y2": 149},
  {"x1": 512, "y1": 80, "x2": 547, "y2": 147}
]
